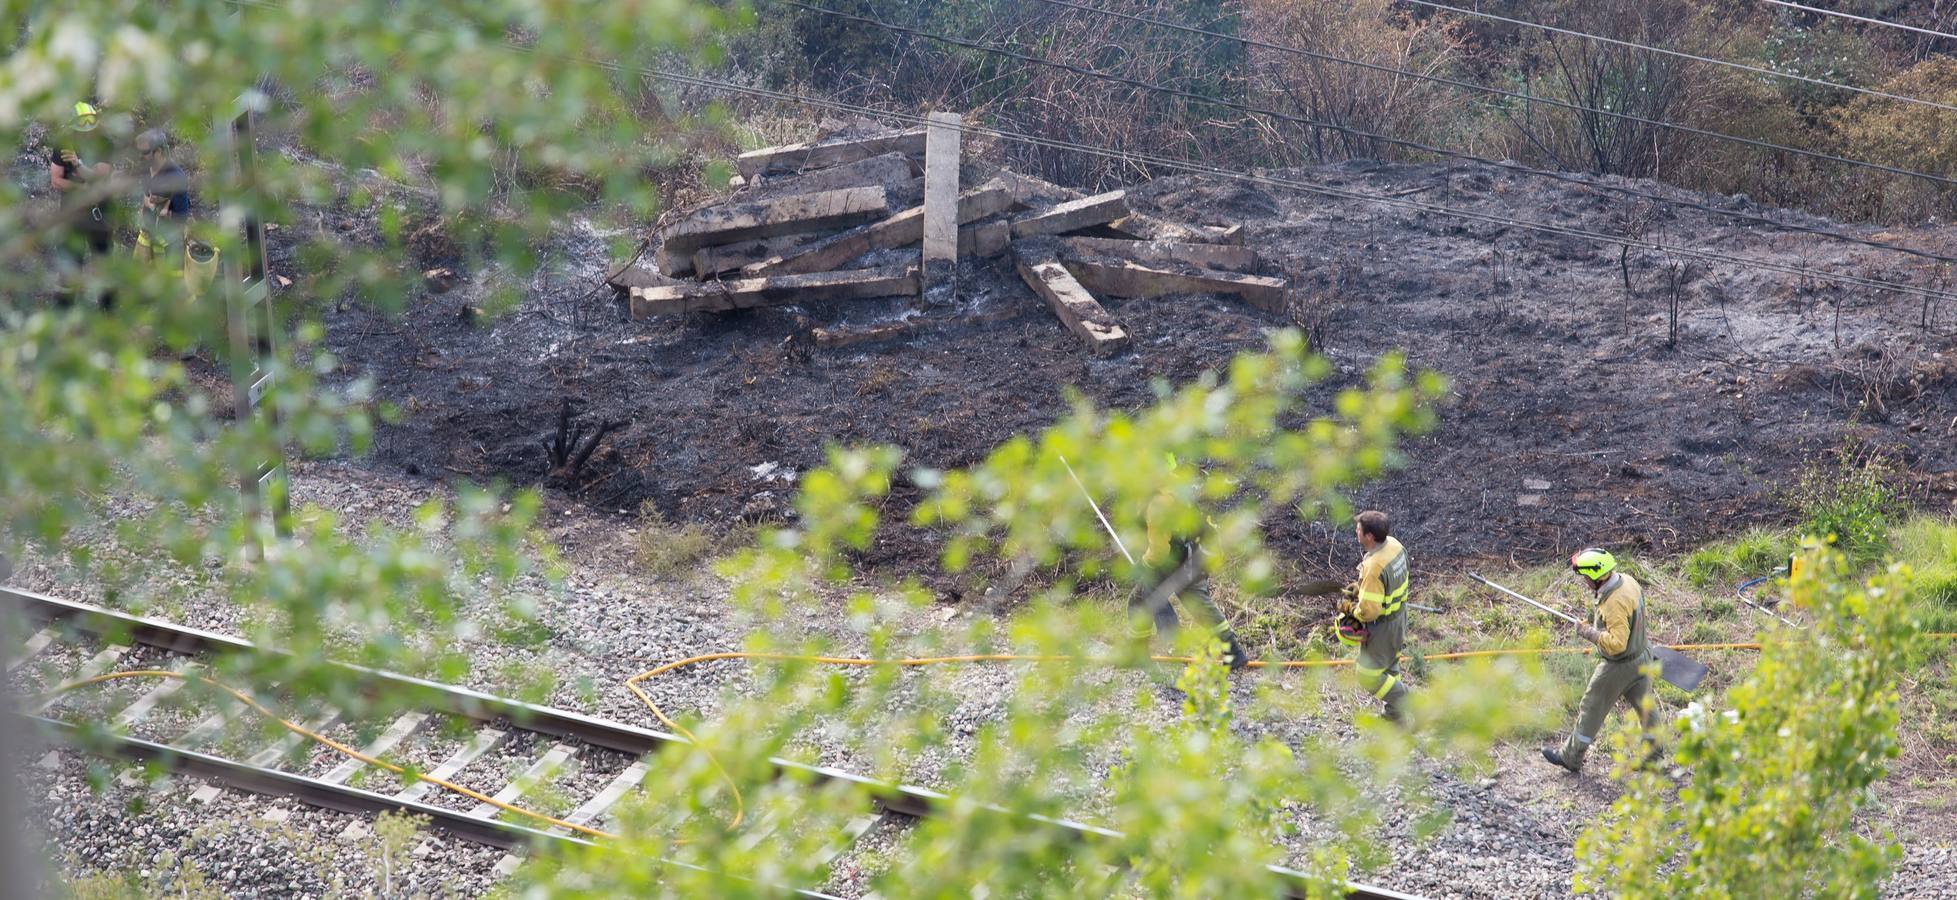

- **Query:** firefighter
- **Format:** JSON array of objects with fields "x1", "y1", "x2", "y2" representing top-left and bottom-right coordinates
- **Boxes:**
[
  {"x1": 47, "y1": 101, "x2": 116, "y2": 307},
  {"x1": 1542, "y1": 547, "x2": 1657, "y2": 772},
  {"x1": 1131, "y1": 457, "x2": 1250, "y2": 671},
  {"x1": 1339, "y1": 510, "x2": 1411, "y2": 722}
]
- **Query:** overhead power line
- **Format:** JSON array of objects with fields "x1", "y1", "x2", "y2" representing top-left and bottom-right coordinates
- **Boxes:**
[
  {"x1": 222, "y1": 0, "x2": 1957, "y2": 305},
  {"x1": 1403, "y1": 0, "x2": 1957, "y2": 116},
  {"x1": 1028, "y1": 0, "x2": 1957, "y2": 194},
  {"x1": 786, "y1": 0, "x2": 1957, "y2": 267},
  {"x1": 1759, "y1": 0, "x2": 1957, "y2": 44},
  {"x1": 639, "y1": 71, "x2": 1957, "y2": 306}
]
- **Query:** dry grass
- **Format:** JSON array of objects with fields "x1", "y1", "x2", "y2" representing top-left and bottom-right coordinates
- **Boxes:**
[{"x1": 634, "y1": 502, "x2": 744, "y2": 581}]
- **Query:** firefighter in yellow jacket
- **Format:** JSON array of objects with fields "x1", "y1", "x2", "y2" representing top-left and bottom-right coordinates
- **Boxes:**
[
  {"x1": 1133, "y1": 460, "x2": 1250, "y2": 671},
  {"x1": 1339, "y1": 510, "x2": 1411, "y2": 722},
  {"x1": 1542, "y1": 548, "x2": 1657, "y2": 772}
]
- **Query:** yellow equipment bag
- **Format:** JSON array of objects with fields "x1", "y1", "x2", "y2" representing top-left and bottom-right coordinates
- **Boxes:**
[{"x1": 184, "y1": 241, "x2": 219, "y2": 298}]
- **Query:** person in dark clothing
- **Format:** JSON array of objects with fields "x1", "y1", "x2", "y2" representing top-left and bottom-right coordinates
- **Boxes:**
[
  {"x1": 47, "y1": 101, "x2": 116, "y2": 307},
  {"x1": 137, "y1": 129, "x2": 190, "y2": 268}
]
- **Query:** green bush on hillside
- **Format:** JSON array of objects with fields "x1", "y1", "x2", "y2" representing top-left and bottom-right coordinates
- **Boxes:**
[
  {"x1": 1784, "y1": 452, "x2": 1904, "y2": 567},
  {"x1": 1683, "y1": 528, "x2": 1793, "y2": 591}
]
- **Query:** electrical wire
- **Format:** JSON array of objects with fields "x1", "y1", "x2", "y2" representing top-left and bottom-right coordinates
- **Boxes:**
[
  {"x1": 1758, "y1": 0, "x2": 1957, "y2": 44},
  {"x1": 1031, "y1": 0, "x2": 1957, "y2": 194},
  {"x1": 1403, "y1": 0, "x2": 1957, "y2": 116},
  {"x1": 786, "y1": 0, "x2": 1957, "y2": 267},
  {"x1": 223, "y1": 0, "x2": 1957, "y2": 303},
  {"x1": 645, "y1": 68, "x2": 1957, "y2": 305}
]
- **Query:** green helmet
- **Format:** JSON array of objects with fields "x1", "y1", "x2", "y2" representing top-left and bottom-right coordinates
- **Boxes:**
[
  {"x1": 1570, "y1": 547, "x2": 1617, "y2": 581},
  {"x1": 71, "y1": 101, "x2": 98, "y2": 132}
]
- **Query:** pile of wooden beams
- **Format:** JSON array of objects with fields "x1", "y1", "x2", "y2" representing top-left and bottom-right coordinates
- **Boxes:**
[{"x1": 609, "y1": 119, "x2": 1289, "y2": 355}]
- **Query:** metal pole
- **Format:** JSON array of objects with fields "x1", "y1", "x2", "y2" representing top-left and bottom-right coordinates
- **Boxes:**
[
  {"x1": 1734, "y1": 577, "x2": 1803, "y2": 628},
  {"x1": 1469, "y1": 573, "x2": 1586, "y2": 627},
  {"x1": 1056, "y1": 453, "x2": 1135, "y2": 565}
]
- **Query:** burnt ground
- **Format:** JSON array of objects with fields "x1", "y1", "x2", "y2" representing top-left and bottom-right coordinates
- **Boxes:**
[{"x1": 312, "y1": 158, "x2": 1957, "y2": 580}]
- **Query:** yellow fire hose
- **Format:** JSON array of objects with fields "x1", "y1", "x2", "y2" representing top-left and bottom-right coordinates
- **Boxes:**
[{"x1": 35, "y1": 635, "x2": 1957, "y2": 843}]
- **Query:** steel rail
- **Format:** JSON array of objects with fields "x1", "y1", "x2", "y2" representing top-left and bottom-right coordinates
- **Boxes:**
[
  {"x1": 4, "y1": 585, "x2": 1420, "y2": 899},
  {"x1": 15, "y1": 713, "x2": 847, "y2": 899}
]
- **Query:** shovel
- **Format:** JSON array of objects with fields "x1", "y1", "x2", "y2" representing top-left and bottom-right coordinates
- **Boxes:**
[
  {"x1": 1296, "y1": 578, "x2": 1441, "y2": 613},
  {"x1": 1469, "y1": 573, "x2": 1707, "y2": 691}
]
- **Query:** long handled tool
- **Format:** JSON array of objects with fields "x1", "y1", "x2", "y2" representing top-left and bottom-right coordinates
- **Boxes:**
[
  {"x1": 1056, "y1": 453, "x2": 1135, "y2": 565},
  {"x1": 1469, "y1": 573, "x2": 1708, "y2": 691},
  {"x1": 1734, "y1": 577, "x2": 1803, "y2": 629},
  {"x1": 1297, "y1": 578, "x2": 1440, "y2": 613}
]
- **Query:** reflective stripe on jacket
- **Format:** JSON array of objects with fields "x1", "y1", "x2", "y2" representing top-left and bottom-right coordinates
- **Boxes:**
[
  {"x1": 1589, "y1": 572, "x2": 1649, "y2": 663},
  {"x1": 1353, "y1": 536, "x2": 1409, "y2": 623}
]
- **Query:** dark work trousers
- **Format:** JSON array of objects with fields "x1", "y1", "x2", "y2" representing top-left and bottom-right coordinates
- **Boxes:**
[{"x1": 1130, "y1": 541, "x2": 1249, "y2": 669}]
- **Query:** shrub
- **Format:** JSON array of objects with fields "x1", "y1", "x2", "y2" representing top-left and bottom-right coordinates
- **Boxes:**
[
  {"x1": 1489, "y1": 0, "x2": 1742, "y2": 178},
  {"x1": 1783, "y1": 451, "x2": 1905, "y2": 567},
  {"x1": 1682, "y1": 527, "x2": 1794, "y2": 591},
  {"x1": 1576, "y1": 548, "x2": 1914, "y2": 895},
  {"x1": 1240, "y1": 0, "x2": 1467, "y2": 165},
  {"x1": 1826, "y1": 56, "x2": 1957, "y2": 222}
]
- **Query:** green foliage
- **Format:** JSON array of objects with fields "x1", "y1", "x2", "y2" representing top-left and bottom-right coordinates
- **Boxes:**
[
  {"x1": 530, "y1": 333, "x2": 1580, "y2": 897},
  {"x1": 1891, "y1": 515, "x2": 1957, "y2": 610},
  {"x1": 1759, "y1": 18, "x2": 1895, "y2": 120},
  {"x1": 0, "y1": 0, "x2": 728, "y2": 734},
  {"x1": 899, "y1": 336, "x2": 1446, "y2": 599},
  {"x1": 1824, "y1": 56, "x2": 1957, "y2": 220},
  {"x1": 1574, "y1": 545, "x2": 1916, "y2": 896},
  {"x1": 369, "y1": 811, "x2": 429, "y2": 897},
  {"x1": 1682, "y1": 527, "x2": 1794, "y2": 591},
  {"x1": 1784, "y1": 452, "x2": 1904, "y2": 567}
]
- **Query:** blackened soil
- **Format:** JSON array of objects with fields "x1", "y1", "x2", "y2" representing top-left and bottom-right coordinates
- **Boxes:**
[{"x1": 317, "y1": 159, "x2": 1957, "y2": 581}]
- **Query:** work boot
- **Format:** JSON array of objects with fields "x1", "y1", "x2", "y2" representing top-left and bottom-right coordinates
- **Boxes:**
[
  {"x1": 1223, "y1": 634, "x2": 1252, "y2": 672},
  {"x1": 1541, "y1": 747, "x2": 1580, "y2": 773}
]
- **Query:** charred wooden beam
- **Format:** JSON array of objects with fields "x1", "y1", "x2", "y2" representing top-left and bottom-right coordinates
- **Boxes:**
[
  {"x1": 736, "y1": 130, "x2": 927, "y2": 178},
  {"x1": 744, "y1": 184, "x2": 1011, "y2": 278},
  {"x1": 630, "y1": 266, "x2": 920, "y2": 318},
  {"x1": 1063, "y1": 257, "x2": 1287, "y2": 313},
  {"x1": 1011, "y1": 243, "x2": 1129, "y2": 356},
  {"x1": 656, "y1": 186, "x2": 892, "y2": 277},
  {"x1": 1058, "y1": 237, "x2": 1260, "y2": 273},
  {"x1": 1009, "y1": 191, "x2": 1128, "y2": 239}
]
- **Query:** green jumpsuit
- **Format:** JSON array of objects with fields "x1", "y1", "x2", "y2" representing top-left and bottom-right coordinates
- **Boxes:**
[{"x1": 1559, "y1": 572, "x2": 1656, "y2": 769}]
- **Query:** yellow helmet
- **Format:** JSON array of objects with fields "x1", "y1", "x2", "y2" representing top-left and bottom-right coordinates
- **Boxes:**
[
  {"x1": 1570, "y1": 547, "x2": 1617, "y2": 581},
  {"x1": 71, "y1": 101, "x2": 98, "y2": 132}
]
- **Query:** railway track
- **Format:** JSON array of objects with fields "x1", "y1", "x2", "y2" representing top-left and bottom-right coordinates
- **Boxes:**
[{"x1": 3, "y1": 585, "x2": 1421, "y2": 899}]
